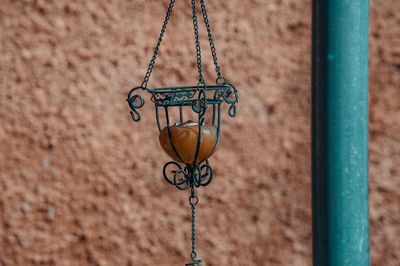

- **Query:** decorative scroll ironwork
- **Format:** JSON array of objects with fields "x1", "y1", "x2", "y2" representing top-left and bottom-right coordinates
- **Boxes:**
[
  {"x1": 163, "y1": 160, "x2": 214, "y2": 190},
  {"x1": 214, "y1": 83, "x2": 238, "y2": 117},
  {"x1": 127, "y1": 84, "x2": 239, "y2": 110},
  {"x1": 127, "y1": 86, "x2": 145, "y2": 122},
  {"x1": 151, "y1": 90, "x2": 197, "y2": 106}
]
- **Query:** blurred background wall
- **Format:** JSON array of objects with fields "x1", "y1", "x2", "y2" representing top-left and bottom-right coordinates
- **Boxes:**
[{"x1": 0, "y1": 0, "x2": 399, "y2": 265}]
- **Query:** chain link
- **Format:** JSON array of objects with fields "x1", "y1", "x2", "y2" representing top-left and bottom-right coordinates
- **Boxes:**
[
  {"x1": 141, "y1": 0, "x2": 176, "y2": 89},
  {"x1": 191, "y1": 195, "x2": 197, "y2": 260}
]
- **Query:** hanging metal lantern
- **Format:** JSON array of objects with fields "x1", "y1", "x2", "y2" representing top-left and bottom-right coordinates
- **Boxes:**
[{"x1": 127, "y1": 0, "x2": 238, "y2": 265}]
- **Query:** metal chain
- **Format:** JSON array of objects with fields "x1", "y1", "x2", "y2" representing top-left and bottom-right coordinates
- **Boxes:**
[
  {"x1": 199, "y1": 0, "x2": 224, "y2": 82},
  {"x1": 141, "y1": 0, "x2": 176, "y2": 89},
  {"x1": 186, "y1": 185, "x2": 202, "y2": 266},
  {"x1": 141, "y1": 0, "x2": 225, "y2": 87},
  {"x1": 191, "y1": 0, "x2": 205, "y2": 85}
]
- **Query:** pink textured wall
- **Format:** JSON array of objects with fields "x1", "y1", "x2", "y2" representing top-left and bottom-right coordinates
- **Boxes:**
[{"x1": 0, "y1": 0, "x2": 399, "y2": 265}]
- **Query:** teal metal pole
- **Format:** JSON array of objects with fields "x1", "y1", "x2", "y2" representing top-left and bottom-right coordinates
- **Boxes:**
[{"x1": 312, "y1": 0, "x2": 370, "y2": 265}]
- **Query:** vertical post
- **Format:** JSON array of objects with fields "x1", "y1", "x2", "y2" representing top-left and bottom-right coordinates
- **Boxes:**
[{"x1": 312, "y1": 0, "x2": 370, "y2": 265}]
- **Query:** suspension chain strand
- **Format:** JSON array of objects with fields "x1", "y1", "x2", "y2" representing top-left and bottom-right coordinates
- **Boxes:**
[
  {"x1": 186, "y1": 185, "x2": 202, "y2": 265},
  {"x1": 191, "y1": 0, "x2": 205, "y2": 85},
  {"x1": 142, "y1": 0, "x2": 225, "y2": 88},
  {"x1": 199, "y1": 0, "x2": 224, "y2": 81},
  {"x1": 141, "y1": 0, "x2": 176, "y2": 89}
]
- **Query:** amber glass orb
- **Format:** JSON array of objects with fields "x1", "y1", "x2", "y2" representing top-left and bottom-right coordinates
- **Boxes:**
[{"x1": 159, "y1": 121, "x2": 219, "y2": 164}]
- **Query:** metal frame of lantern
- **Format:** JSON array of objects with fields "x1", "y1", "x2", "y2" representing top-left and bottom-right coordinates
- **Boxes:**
[
  {"x1": 127, "y1": 83, "x2": 238, "y2": 190},
  {"x1": 126, "y1": 0, "x2": 238, "y2": 265}
]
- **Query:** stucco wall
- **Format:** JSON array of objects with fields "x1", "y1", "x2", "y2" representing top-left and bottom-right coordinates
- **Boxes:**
[{"x1": 0, "y1": 0, "x2": 399, "y2": 265}]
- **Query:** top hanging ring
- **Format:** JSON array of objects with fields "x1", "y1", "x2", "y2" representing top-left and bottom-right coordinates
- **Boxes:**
[
  {"x1": 197, "y1": 79, "x2": 206, "y2": 88},
  {"x1": 216, "y1": 77, "x2": 227, "y2": 85}
]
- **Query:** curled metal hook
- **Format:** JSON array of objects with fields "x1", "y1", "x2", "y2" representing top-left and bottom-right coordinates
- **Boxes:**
[
  {"x1": 127, "y1": 86, "x2": 146, "y2": 122},
  {"x1": 215, "y1": 83, "x2": 238, "y2": 117}
]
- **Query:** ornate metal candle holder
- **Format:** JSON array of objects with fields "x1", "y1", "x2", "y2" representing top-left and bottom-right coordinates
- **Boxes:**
[
  {"x1": 126, "y1": 0, "x2": 238, "y2": 265},
  {"x1": 128, "y1": 83, "x2": 238, "y2": 188}
]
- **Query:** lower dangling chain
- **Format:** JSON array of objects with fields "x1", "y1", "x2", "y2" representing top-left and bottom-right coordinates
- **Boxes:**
[{"x1": 186, "y1": 185, "x2": 202, "y2": 266}]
